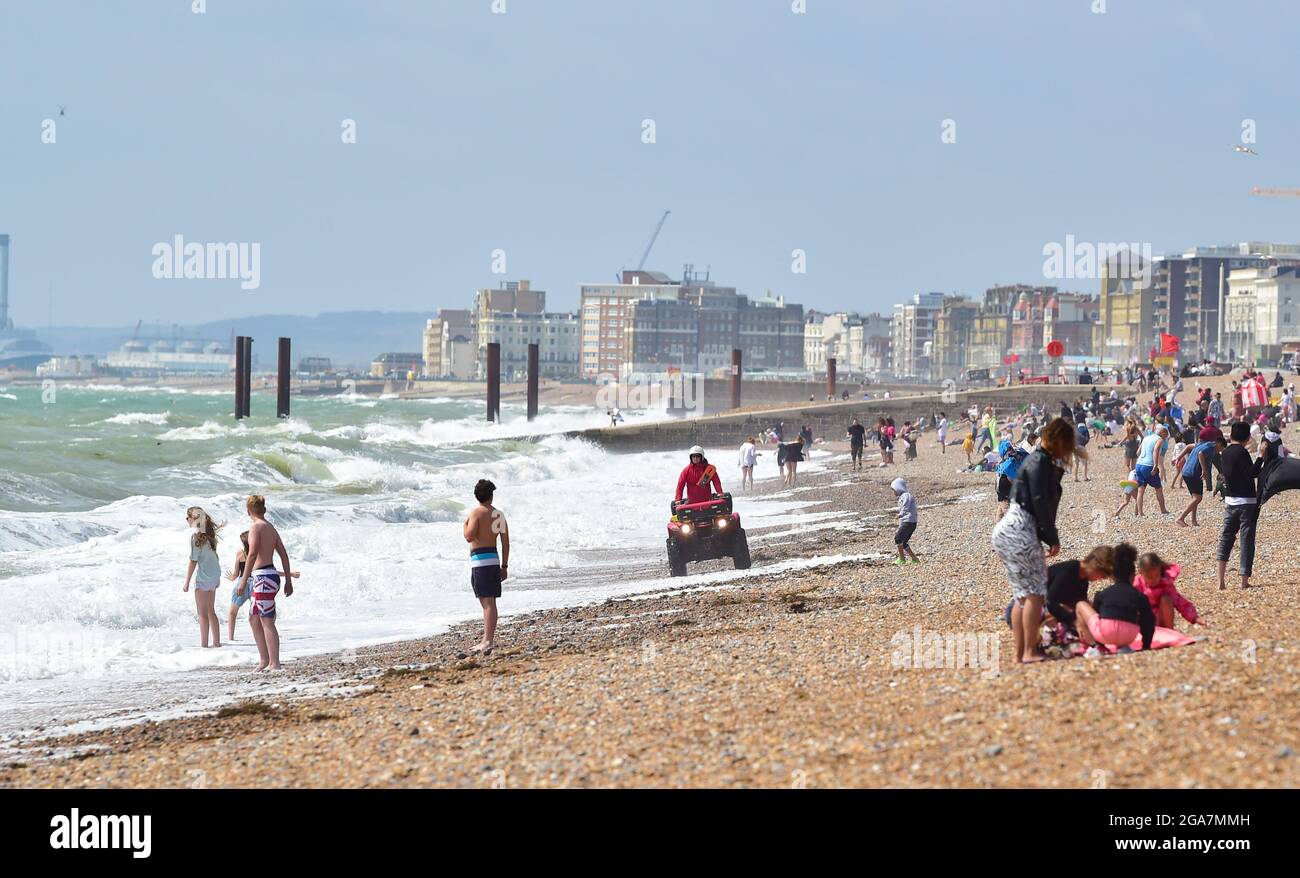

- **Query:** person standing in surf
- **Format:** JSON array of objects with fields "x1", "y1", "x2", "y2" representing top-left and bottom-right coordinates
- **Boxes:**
[
  {"x1": 182, "y1": 507, "x2": 223, "y2": 649},
  {"x1": 464, "y1": 479, "x2": 509, "y2": 654},
  {"x1": 737, "y1": 437, "x2": 759, "y2": 489},
  {"x1": 233, "y1": 495, "x2": 294, "y2": 671},
  {"x1": 847, "y1": 419, "x2": 867, "y2": 471}
]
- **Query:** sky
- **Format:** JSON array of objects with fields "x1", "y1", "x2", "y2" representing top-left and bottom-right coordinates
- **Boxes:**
[{"x1": 3, "y1": 0, "x2": 1300, "y2": 327}]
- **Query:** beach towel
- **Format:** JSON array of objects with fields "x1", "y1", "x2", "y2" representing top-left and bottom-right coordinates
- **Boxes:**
[
  {"x1": 1242, "y1": 378, "x2": 1268, "y2": 408},
  {"x1": 1098, "y1": 626, "x2": 1198, "y2": 654}
]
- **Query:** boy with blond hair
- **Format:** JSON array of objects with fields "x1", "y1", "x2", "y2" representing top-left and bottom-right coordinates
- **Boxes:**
[{"x1": 233, "y1": 495, "x2": 294, "y2": 670}]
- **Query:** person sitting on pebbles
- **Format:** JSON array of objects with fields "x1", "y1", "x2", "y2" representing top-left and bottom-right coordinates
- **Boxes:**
[{"x1": 1074, "y1": 543, "x2": 1155, "y2": 655}]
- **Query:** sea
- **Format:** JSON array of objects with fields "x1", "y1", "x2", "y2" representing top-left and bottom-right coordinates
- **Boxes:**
[{"x1": 0, "y1": 383, "x2": 837, "y2": 741}]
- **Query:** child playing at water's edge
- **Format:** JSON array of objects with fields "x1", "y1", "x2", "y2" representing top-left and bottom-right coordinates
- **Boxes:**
[
  {"x1": 183, "y1": 506, "x2": 223, "y2": 648},
  {"x1": 891, "y1": 478, "x2": 919, "y2": 565},
  {"x1": 233, "y1": 495, "x2": 294, "y2": 671}
]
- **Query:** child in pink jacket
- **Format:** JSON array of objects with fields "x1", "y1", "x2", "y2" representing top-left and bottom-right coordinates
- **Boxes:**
[{"x1": 1135, "y1": 552, "x2": 1199, "y2": 629}]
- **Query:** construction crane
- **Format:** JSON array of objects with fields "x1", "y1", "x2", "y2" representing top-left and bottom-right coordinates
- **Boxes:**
[
  {"x1": 637, "y1": 210, "x2": 670, "y2": 270},
  {"x1": 617, "y1": 211, "x2": 672, "y2": 280},
  {"x1": 1251, "y1": 186, "x2": 1300, "y2": 198}
]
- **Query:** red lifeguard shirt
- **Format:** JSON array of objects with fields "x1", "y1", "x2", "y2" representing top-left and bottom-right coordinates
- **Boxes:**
[{"x1": 676, "y1": 461, "x2": 722, "y2": 504}]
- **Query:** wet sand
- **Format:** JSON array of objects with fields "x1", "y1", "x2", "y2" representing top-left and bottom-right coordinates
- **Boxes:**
[{"x1": 4, "y1": 383, "x2": 1299, "y2": 788}]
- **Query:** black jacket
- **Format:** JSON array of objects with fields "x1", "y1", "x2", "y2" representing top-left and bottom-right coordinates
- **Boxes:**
[
  {"x1": 1220, "y1": 444, "x2": 1261, "y2": 500},
  {"x1": 1011, "y1": 448, "x2": 1064, "y2": 546},
  {"x1": 1093, "y1": 580, "x2": 1156, "y2": 650},
  {"x1": 1046, "y1": 560, "x2": 1087, "y2": 627}
]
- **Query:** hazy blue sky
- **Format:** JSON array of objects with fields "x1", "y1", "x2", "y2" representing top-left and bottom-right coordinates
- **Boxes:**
[{"x1": 3, "y1": 0, "x2": 1300, "y2": 327}]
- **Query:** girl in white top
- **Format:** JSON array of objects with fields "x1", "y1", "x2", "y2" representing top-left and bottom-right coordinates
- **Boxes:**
[
  {"x1": 737, "y1": 438, "x2": 759, "y2": 490},
  {"x1": 183, "y1": 506, "x2": 223, "y2": 649},
  {"x1": 936, "y1": 414, "x2": 948, "y2": 454}
]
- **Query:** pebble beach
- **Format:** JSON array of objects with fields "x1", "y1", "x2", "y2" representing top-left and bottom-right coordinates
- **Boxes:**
[{"x1": 4, "y1": 374, "x2": 1299, "y2": 789}]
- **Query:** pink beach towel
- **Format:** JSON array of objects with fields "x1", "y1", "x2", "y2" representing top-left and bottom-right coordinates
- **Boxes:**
[{"x1": 1099, "y1": 626, "x2": 1198, "y2": 654}]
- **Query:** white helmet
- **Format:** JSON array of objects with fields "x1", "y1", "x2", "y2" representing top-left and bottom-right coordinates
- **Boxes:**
[{"x1": 689, "y1": 445, "x2": 705, "y2": 457}]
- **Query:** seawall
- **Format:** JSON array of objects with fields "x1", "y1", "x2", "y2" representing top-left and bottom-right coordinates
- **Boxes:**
[{"x1": 563, "y1": 384, "x2": 1125, "y2": 452}]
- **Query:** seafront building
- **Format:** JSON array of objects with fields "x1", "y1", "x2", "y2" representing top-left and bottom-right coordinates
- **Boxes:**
[
  {"x1": 622, "y1": 285, "x2": 802, "y2": 376},
  {"x1": 584, "y1": 267, "x2": 803, "y2": 378},
  {"x1": 805, "y1": 311, "x2": 891, "y2": 378},
  {"x1": 422, "y1": 308, "x2": 473, "y2": 378},
  {"x1": 579, "y1": 271, "x2": 685, "y2": 377},
  {"x1": 371, "y1": 352, "x2": 424, "y2": 379},
  {"x1": 931, "y1": 297, "x2": 981, "y2": 379},
  {"x1": 1094, "y1": 254, "x2": 1156, "y2": 366},
  {"x1": 1148, "y1": 243, "x2": 1300, "y2": 361},
  {"x1": 1223, "y1": 265, "x2": 1300, "y2": 363},
  {"x1": 890, "y1": 292, "x2": 946, "y2": 381},
  {"x1": 477, "y1": 309, "x2": 581, "y2": 380}
]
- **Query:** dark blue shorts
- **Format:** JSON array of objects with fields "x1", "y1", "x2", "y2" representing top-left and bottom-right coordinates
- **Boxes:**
[{"x1": 1135, "y1": 464, "x2": 1162, "y2": 488}]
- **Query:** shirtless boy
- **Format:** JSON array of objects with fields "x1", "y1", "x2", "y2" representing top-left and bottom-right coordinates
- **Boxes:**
[
  {"x1": 464, "y1": 479, "x2": 509, "y2": 654},
  {"x1": 233, "y1": 494, "x2": 294, "y2": 670}
]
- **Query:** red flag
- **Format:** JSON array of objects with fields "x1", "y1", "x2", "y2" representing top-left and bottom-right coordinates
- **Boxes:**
[{"x1": 1160, "y1": 333, "x2": 1180, "y2": 354}]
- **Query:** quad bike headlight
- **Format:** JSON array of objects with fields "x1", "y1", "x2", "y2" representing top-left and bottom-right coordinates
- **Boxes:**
[
  {"x1": 716, "y1": 517, "x2": 729, "y2": 529},
  {"x1": 680, "y1": 523, "x2": 693, "y2": 536}
]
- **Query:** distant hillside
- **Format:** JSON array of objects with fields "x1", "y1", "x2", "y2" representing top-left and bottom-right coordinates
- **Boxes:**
[{"x1": 38, "y1": 311, "x2": 432, "y2": 369}]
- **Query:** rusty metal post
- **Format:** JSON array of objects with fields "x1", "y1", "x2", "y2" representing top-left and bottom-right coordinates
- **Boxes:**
[
  {"x1": 730, "y1": 348, "x2": 742, "y2": 410},
  {"x1": 276, "y1": 337, "x2": 291, "y2": 418},
  {"x1": 486, "y1": 342, "x2": 501, "y2": 422},
  {"x1": 527, "y1": 343, "x2": 539, "y2": 422},
  {"x1": 234, "y1": 335, "x2": 246, "y2": 420}
]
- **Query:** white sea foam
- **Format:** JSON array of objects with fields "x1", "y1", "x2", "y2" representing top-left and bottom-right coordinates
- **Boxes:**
[
  {"x1": 103, "y1": 411, "x2": 171, "y2": 426},
  {"x1": 0, "y1": 396, "x2": 830, "y2": 735}
]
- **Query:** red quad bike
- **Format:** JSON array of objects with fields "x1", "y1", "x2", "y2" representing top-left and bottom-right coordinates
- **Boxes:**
[{"x1": 666, "y1": 492, "x2": 751, "y2": 576}]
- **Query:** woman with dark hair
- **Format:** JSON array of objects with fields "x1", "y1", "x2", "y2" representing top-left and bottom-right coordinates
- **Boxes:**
[
  {"x1": 991, "y1": 417, "x2": 1077, "y2": 663},
  {"x1": 1075, "y1": 543, "x2": 1155, "y2": 652}
]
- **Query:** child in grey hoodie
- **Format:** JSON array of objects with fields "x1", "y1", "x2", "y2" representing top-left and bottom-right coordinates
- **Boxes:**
[{"x1": 892, "y1": 477, "x2": 919, "y2": 565}]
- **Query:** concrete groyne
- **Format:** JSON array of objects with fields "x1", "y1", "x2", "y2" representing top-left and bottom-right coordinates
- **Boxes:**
[{"x1": 562, "y1": 384, "x2": 1126, "y2": 452}]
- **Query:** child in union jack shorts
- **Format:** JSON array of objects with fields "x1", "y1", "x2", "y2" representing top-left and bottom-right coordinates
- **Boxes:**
[{"x1": 233, "y1": 495, "x2": 295, "y2": 671}]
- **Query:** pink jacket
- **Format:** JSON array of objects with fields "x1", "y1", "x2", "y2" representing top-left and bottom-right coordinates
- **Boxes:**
[{"x1": 1133, "y1": 563, "x2": 1198, "y2": 624}]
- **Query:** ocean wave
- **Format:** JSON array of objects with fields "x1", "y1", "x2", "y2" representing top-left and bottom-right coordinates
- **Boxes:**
[
  {"x1": 103, "y1": 411, "x2": 171, "y2": 426},
  {"x1": 158, "y1": 417, "x2": 314, "y2": 442}
]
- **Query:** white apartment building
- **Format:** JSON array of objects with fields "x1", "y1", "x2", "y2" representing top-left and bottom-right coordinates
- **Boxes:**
[
  {"x1": 804, "y1": 311, "x2": 891, "y2": 376},
  {"x1": 1225, "y1": 266, "x2": 1300, "y2": 362},
  {"x1": 804, "y1": 315, "x2": 827, "y2": 373},
  {"x1": 891, "y1": 293, "x2": 946, "y2": 380},
  {"x1": 477, "y1": 310, "x2": 581, "y2": 379}
]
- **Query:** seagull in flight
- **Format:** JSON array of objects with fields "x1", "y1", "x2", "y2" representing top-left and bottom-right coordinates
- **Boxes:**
[{"x1": 1234, "y1": 145, "x2": 1259, "y2": 156}]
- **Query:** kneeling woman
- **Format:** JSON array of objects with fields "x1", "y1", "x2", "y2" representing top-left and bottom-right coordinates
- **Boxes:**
[
  {"x1": 991, "y1": 417, "x2": 1077, "y2": 664},
  {"x1": 1075, "y1": 543, "x2": 1155, "y2": 651}
]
